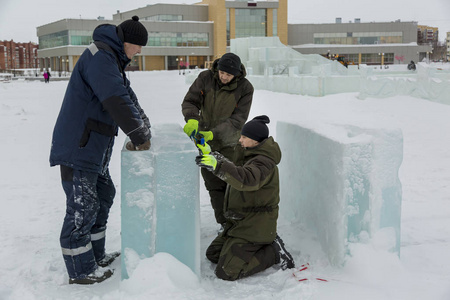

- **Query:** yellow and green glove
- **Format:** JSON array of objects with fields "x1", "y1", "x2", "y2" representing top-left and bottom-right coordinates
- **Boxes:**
[
  {"x1": 183, "y1": 119, "x2": 199, "y2": 139},
  {"x1": 195, "y1": 154, "x2": 217, "y2": 172},
  {"x1": 196, "y1": 142, "x2": 211, "y2": 155},
  {"x1": 198, "y1": 130, "x2": 213, "y2": 142}
]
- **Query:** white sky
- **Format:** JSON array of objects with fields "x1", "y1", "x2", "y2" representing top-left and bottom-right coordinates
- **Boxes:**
[{"x1": 0, "y1": 0, "x2": 449, "y2": 43}]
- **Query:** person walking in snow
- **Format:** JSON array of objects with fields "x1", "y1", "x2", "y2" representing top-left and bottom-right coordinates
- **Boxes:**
[
  {"x1": 43, "y1": 70, "x2": 49, "y2": 83},
  {"x1": 181, "y1": 52, "x2": 254, "y2": 228},
  {"x1": 49, "y1": 16, "x2": 151, "y2": 285},
  {"x1": 195, "y1": 115, "x2": 295, "y2": 281}
]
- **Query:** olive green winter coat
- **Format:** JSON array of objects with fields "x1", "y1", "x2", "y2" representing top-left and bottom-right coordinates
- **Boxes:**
[
  {"x1": 213, "y1": 137, "x2": 282, "y2": 243},
  {"x1": 181, "y1": 59, "x2": 254, "y2": 152}
]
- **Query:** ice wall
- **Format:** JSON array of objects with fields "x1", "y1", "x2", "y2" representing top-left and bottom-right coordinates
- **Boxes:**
[
  {"x1": 230, "y1": 37, "x2": 358, "y2": 97},
  {"x1": 185, "y1": 37, "x2": 449, "y2": 102},
  {"x1": 121, "y1": 124, "x2": 200, "y2": 279},
  {"x1": 359, "y1": 63, "x2": 450, "y2": 104},
  {"x1": 277, "y1": 121, "x2": 403, "y2": 266}
]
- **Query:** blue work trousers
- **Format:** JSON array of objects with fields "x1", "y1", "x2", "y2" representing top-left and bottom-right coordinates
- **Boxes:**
[{"x1": 59, "y1": 165, "x2": 115, "y2": 279}]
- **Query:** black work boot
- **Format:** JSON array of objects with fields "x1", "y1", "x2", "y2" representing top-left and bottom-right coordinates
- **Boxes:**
[
  {"x1": 97, "y1": 251, "x2": 121, "y2": 268},
  {"x1": 272, "y1": 235, "x2": 295, "y2": 270},
  {"x1": 69, "y1": 268, "x2": 114, "y2": 285}
]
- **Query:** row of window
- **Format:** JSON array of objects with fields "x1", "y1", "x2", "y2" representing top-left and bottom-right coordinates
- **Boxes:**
[
  {"x1": 340, "y1": 53, "x2": 395, "y2": 64},
  {"x1": 39, "y1": 30, "x2": 209, "y2": 49},
  {"x1": 143, "y1": 14, "x2": 183, "y2": 21},
  {"x1": 314, "y1": 36, "x2": 403, "y2": 45},
  {"x1": 314, "y1": 32, "x2": 403, "y2": 38},
  {"x1": 313, "y1": 32, "x2": 403, "y2": 45},
  {"x1": 147, "y1": 32, "x2": 209, "y2": 47}
]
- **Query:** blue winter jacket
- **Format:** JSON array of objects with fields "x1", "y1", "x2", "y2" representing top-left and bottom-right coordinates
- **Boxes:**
[{"x1": 50, "y1": 24, "x2": 151, "y2": 174}]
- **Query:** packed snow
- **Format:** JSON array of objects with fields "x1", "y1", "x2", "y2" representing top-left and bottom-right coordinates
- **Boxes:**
[{"x1": 0, "y1": 70, "x2": 449, "y2": 300}]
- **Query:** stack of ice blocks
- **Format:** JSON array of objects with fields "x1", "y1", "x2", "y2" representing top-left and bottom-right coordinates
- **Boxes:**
[
  {"x1": 120, "y1": 124, "x2": 200, "y2": 279},
  {"x1": 277, "y1": 121, "x2": 403, "y2": 266}
]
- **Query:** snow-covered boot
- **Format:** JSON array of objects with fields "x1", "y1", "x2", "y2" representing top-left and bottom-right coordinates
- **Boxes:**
[
  {"x1": 97, "y1": 251, "x2": 121, "y2": 267},
  {"x1": 272, "y1": 235, "x2": 295, "y2": 270},
  {"x1": 69, "y1": 268, "x2": 113, "y2": 285}
]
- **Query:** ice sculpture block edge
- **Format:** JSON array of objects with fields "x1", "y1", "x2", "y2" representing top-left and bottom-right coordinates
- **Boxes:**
[{"x1": 121, "y1": 123, "x2": 200, "y2": 279}]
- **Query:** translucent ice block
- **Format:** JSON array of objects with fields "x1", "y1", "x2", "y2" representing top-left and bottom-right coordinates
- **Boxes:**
[
  {"x1": 121, "y1": 123, "x2": 200, "y2": 279},
  {"x1": 277, "y1": 121, "x2": 403, "y2": 266}
]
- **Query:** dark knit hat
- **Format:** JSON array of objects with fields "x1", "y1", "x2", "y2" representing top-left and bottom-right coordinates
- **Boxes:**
[
  {"x1": 218, "y1": 53, "x2": 241, "y2": 76},
  {"x1": 118, "y1": 16, "x2": 148, "y2": 46},
  {"x1": 241, "y1": 115, "x2": 270, "y2": 142}
]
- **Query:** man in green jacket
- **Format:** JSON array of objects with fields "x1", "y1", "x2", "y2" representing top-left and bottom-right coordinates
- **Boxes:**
[
  {"x1": 196, "y1": 115, "x2": 295, "y2": 281},
  {"x1": 182, "y1": 53, "x2": 253, "y2": 226}
]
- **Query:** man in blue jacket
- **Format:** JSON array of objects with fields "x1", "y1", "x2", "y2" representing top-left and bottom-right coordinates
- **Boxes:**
[{"x1": 50, "y1": 16, "x2": 151, "y2": 284}]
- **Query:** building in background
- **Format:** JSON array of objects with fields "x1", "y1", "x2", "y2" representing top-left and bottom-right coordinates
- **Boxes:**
[
  {"x1": 289, "y1": 19, "x2": 433, "y2": 66},
  {"x1": 36, "y1": 0, "x2": 443, "y2": 72},
  {"x1": 447, "y1": 32, "x2": 450, "y2": 61},
  {"x1": 37, "y1": 0, "x2": 287, "y2": 73},
  {"x1": 0, "y1": 40, "x2": 39, "y2": 75},
  {"x1": 417, "y1": 25, "x2": 439, "y2": 46}
]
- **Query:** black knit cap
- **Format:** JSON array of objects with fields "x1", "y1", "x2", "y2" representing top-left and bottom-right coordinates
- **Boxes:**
[
  {"x1": 218, "y1": 53, "x2": 241, "y2": 76},
  {"x1": 118, "y1": 16, "x2": 148, "y2": 46},
  {"x1": 241, "y1": 115, "x2": 270, "y2": 142}
]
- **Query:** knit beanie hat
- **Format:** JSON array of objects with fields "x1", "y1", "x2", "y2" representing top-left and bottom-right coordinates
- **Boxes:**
[
  {"x1": 218, "y1": 53, "x2": 241, "y2": 76},
  {"x1": 241, "y1": 115, "x2": 270, "y2": 142},
  {"x1": 118, "y1": 16, "x2": 148, "y2": 46}
]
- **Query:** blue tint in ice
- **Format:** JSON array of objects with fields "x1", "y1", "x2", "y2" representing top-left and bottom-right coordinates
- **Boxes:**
[
  {"x1": 121, "y1": 124, "x2": 200, "y2": 279},
  {"x1": 277, "y1": 121, "x2": 403, "y2": 266}
]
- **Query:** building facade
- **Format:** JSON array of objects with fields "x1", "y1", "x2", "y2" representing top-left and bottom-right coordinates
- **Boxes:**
[
  {"x1": 0, "y1": 40, "x2": 39, "y2": 74},
  {"x1": 36, "y1": 1, "x2": 439, "y2": 72},
  {"x1": 37, "y1": 0, "x2": 288, "y2": 73},
  {"x1": 417, "y1": 25, "x2": 439, "y2": 46},
  {"x1": 447, "y1": 32, "x2": 450, "y2": 61},
  {"x1": 288, "y1": 20, "x2": 432, "y2": 65}
]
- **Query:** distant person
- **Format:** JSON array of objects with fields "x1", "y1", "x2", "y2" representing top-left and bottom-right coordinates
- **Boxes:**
[
  {"x1": 46, "y1": 70, "x2": 51, "y2": 82},
  {"x1": 43, "y1": 71, "x2": 49, "y2": 83},
  {"x1": 407, "y1": 60, "x2": 416, "y2": 71},
  {"x1": 181, "y1": 52, "x2": 254, "y2": 227},
  {"x1": 49, "y1": 16, "x2": 151, "y2": 285},
  {"x1": 195, "y1": 115, "x2": 295, "y2": 281}
]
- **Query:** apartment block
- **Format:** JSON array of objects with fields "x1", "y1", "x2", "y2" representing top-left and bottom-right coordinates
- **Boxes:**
[{"x1": 0, "y1": 40, "x2": 39, "y2": 72}]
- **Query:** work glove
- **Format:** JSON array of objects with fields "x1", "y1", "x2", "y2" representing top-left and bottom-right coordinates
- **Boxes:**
[
  {"x1": 196, "y1": 142, "x2": 211, "y2": 155},
  {"x1": 183, "y1": 119, "x2": 199, "y2": 139},
  {"x1": 198, "y1": 130, "x2": 213, "y2": 142},
  {"x1": 126, "y1": 140, "x2": 151, "y2": 151},
  {"x1": 195, "y1": 154, "x2": 217, "y2": 172}
]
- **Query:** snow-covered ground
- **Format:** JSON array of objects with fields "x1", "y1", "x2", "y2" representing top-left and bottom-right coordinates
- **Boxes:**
[{"x1": 0, "y1": 70, "x2": 449, "y2": 300}]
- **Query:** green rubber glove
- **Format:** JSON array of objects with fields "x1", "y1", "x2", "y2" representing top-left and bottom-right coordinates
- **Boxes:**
[
  {"x1": 183, "y1": 119, "x2": 199, "y2": 138},
  {"x1": 195, "y1": 154, "x2": 217, "y2": 172},
  {"x1": 196, "y1": 142, "x2": 211, "y2": 155},
  {"x1": 198, "y1": 130, "x2": 213, "y2": 142}
]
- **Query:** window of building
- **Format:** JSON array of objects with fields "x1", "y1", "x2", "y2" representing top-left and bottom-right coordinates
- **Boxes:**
[
  {"x1": 143, "y1": 15, "x2": 183, "y2": 21},
  {"x1": 227, "y1": 9, "x2": 230, "y2": 46},
  {"x1": 272, "y1": 9, "x2": 278, "y2": 37},
  {"x1": 70, "y1": 30, "x2": 93, "y2": 46},
  {"x1": 235, "y1": 8, "x2": 266, "y2": 39},
  {"x1": 336, "y1": 53, "x2": 393, "y2": 65},
  {"x1": 314, "y1": 32, "x2": 403, "y2": 45},
  {"x1": 39, "y1": 31, "x2": 69, "y2": 49},
  {"x1": 148, "y1": 32, "x2": 209, "y2": 47}
]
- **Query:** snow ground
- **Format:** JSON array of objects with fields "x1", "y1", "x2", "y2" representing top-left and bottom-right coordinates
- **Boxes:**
[{"x1": 0, "y1": 70, "x2": 449, "y2": 300}]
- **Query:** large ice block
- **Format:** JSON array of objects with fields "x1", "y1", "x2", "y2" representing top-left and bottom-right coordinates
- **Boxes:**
[
  {"x1": 277, "y1": 121, "x2": 403, "y2": 266},
  {"x1": 121, "y1": 123, "x2": 200, "y2": 279}
]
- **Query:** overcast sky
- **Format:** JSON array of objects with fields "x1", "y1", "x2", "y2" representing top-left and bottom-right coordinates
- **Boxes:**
[{"x1": 1, "y1": 0, "x2": 449, "y2": 43}]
